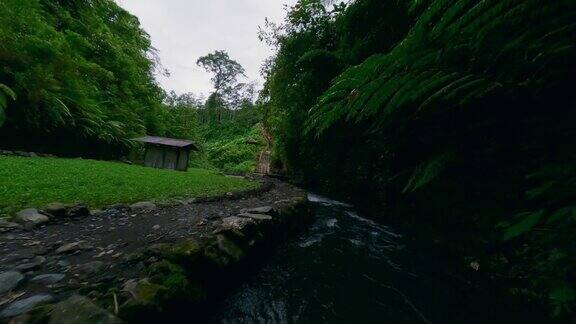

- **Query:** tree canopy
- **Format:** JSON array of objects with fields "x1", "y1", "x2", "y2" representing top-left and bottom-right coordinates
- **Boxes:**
[{"x1": 0, "y1": 0, "x2": 170, "y2": 156}]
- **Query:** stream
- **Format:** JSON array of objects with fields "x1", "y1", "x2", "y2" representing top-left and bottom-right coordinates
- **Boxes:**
[{"x1": 206, "y1": 193, "x2": 540, "y2": 323}]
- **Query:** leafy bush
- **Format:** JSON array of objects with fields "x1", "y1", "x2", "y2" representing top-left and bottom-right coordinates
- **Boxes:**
[{"x1": 204, "y1": 125, "x2": 262, "y2": 174}]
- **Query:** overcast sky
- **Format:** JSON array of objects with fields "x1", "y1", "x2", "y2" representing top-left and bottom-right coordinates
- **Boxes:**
[{"x1": 116, "y1": 0, "x2": 294, "y2": 97}]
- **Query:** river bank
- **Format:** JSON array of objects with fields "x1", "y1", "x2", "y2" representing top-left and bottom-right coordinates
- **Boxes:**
[{"x1": 0, "y1": 178, "x2": 311, "y2": 323}]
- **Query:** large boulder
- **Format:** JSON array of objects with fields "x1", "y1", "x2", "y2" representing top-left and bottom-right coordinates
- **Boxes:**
[
  {"x1": 48, "y1": 295, "x2": 120, "y2": 324},
  {"x1": 0, "y1": 271, "x2": 24, "y2": 294},
  {"x1": 15, "y1": 209, "x2": 50, "y2": 226}
]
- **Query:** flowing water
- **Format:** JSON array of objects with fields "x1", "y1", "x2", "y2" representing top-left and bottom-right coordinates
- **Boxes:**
[{"x1": 206, "y1": 193, "x2": 540, "y2": 323}]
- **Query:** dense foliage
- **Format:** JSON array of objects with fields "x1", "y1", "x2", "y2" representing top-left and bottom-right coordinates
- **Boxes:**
[
  {"x1": 159, "y1": 88, "x2": 262, "y2": 174},
  {"x1": 263, "y1": 0, "x2": 576, "y2": 318},
  {"x1": 0, "y1": 0, "x2": 176, "y2": 157}
]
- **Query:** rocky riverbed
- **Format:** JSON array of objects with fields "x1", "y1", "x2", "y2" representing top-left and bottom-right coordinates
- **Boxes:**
[{"x1": 0, "y1": 177, "x2": 310, "y2": 323}]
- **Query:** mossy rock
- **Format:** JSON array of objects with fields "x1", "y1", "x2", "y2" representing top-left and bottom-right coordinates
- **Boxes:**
[
  {"x1": 48, "y1": 295, "x2": 120, "y2": 324},
  {"x1": 147, "y1": 239, "x2": 203, "y2": 268},
  {"x1": 148, "y1": 261, "x2": 206, "y2": 304},
  {"x1": 118, "y1": 278, "x2": 164, "y2": 321},
  {"x1": 203, "y1": 234, "x2": 246, "y2": 268},
  {"x1": 14, "y1": 304, "x2": 55, "y2": 324}
]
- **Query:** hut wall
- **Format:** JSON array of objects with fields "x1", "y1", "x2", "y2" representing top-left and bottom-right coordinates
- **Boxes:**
[
  {"x1": 163, "y1": 148, "x2": 178, "y2": 170},
  {"x1": 144, "y1": 145, "x2": 190, "y2": 171},
  {"x1": 144, "y1": 145, "x2": 164, "y2": 169},
  {"x1": 176, "y1": 149, "x2": 190, "y2": 171}
]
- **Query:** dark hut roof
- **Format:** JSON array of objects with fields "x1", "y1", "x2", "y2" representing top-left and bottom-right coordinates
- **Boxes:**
[{"x1": 134, "y1": 136, "x2": 197, "y2": 149}]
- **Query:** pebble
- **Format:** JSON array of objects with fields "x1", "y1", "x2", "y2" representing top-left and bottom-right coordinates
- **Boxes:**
[{"x1": 152, "y1": 225, "x2": 161, "y2": 230}]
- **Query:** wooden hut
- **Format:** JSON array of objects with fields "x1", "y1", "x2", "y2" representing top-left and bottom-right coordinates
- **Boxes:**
[{"x1": 134, "y1": 136, "x2": 197, "y2": 171}]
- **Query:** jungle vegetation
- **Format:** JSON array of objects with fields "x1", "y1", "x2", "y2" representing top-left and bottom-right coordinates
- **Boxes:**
[
  {"x1": 0, "y1": 0, "x2": 261, "y2": 171},
  {"x1": 1, "y1": 0, "x2": 574, "y2": 319},
  {"x1": 261, "y1": 0, "x2": 576, "y2": 319}
]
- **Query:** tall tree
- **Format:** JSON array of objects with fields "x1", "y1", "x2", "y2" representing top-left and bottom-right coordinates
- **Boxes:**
[
  {"x1": 196, "y1": 50, "x2": 246, "y2": 95},
  {"x1": 197, "y1": 50, "x2": 252, "y2": 122}
]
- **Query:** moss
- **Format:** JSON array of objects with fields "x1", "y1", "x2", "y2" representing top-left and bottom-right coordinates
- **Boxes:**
[
  {"x1": 25, "y1": 304, "x2": 55, "y2": 324},
  {"x1": 49, "y1": 295, "x2": 119, "y2": 324},
  {"x1": 136, "y1": 279, "x2": 165, "y2": 302},
  {"x1": 147, "y1": 239, "x2": 203, "y2": 268},
  {"x1": 148, "y1": 261, "x2": 207, "y2": 304},
  {"x1": 203, "y1": 234, "x2": 246, "y2": 268}
]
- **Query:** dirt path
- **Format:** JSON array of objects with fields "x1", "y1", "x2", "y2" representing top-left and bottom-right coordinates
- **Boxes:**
[{"x1": 0, "y1": 177, "x2": 305, "y2": 319}]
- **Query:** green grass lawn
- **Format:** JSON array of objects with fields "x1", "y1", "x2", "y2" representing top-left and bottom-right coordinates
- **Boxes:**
[{"x1": 0, "y1": 156, "x2": 258, "y2": 218}]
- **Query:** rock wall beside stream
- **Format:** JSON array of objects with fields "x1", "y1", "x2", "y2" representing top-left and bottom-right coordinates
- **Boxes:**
[{"x1": 9, "y1": 193, "x2": 312, "y2": 323}]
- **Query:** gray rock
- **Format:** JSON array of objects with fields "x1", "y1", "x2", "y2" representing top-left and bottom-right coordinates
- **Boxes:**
[
  {"x1": 130, "y1": 201, "x2": 157, "y2": 211},
  {"x1": 55, "y1": 241, "x2": 94, "y2": 254},
  {"x1": 238, "y1": 213, "x2": 273, "y2": 221},
  {"x1": 0, "y1": 150, "x2": 14, "y2": 156},
  {"x1": 56, "y1": 260, "x2": 70, "y2": 268},
  {"x1": 66, "y1": 204, "x2": 90, "y2": 218},
  {"x1": 76, "y1": 261, "x2": 104, "y2": 275},
  {"x1": 0, "y1": 219, "x2": 20, "y2": 231},
  {"x1": 181, "y1": 198, "x2": 197, "y2": 205},
  {"x1": 0, "y1": 271, "x2": 24, "y2": 294},
  {"x1": 49, "y1": 295, "x2": 119, "y2": 324},
  {"x1": 105, "y1": 203, "x2": 131, "y2": 211},
  {"x1": 15, "y1": 209, "x2": 50, "y2": 226},
  {"x1": 220, "y1": 216, "x2": 255, "y2": 231},
  {"x1": 0, "y1": 294, "x2": 54, "y2": 318},
  {"x1": 14, "y1": 151, "x2": 33, "y2": 157},
  {"x1": 15, "y1": 256, "x2": 46, "y2": 271},
  {"x1": 44, "y1": 203, "x2": 68, "y2": 218},
  {"x1": 31, "y1": 274, "x2": 66, "y2": 285},
  {"x1": 241, "y1": 206, "x2": 275, "y2": 215}
]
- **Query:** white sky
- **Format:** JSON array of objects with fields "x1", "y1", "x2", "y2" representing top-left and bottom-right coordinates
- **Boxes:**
[{"x1": 116, "y1": 0, "x2": 293, "y2": 97}]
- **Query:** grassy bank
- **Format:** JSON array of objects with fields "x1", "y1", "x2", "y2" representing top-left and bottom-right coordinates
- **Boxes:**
[{"x1": 0, "y1": 156, "x2": 258, "y2": 217}]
